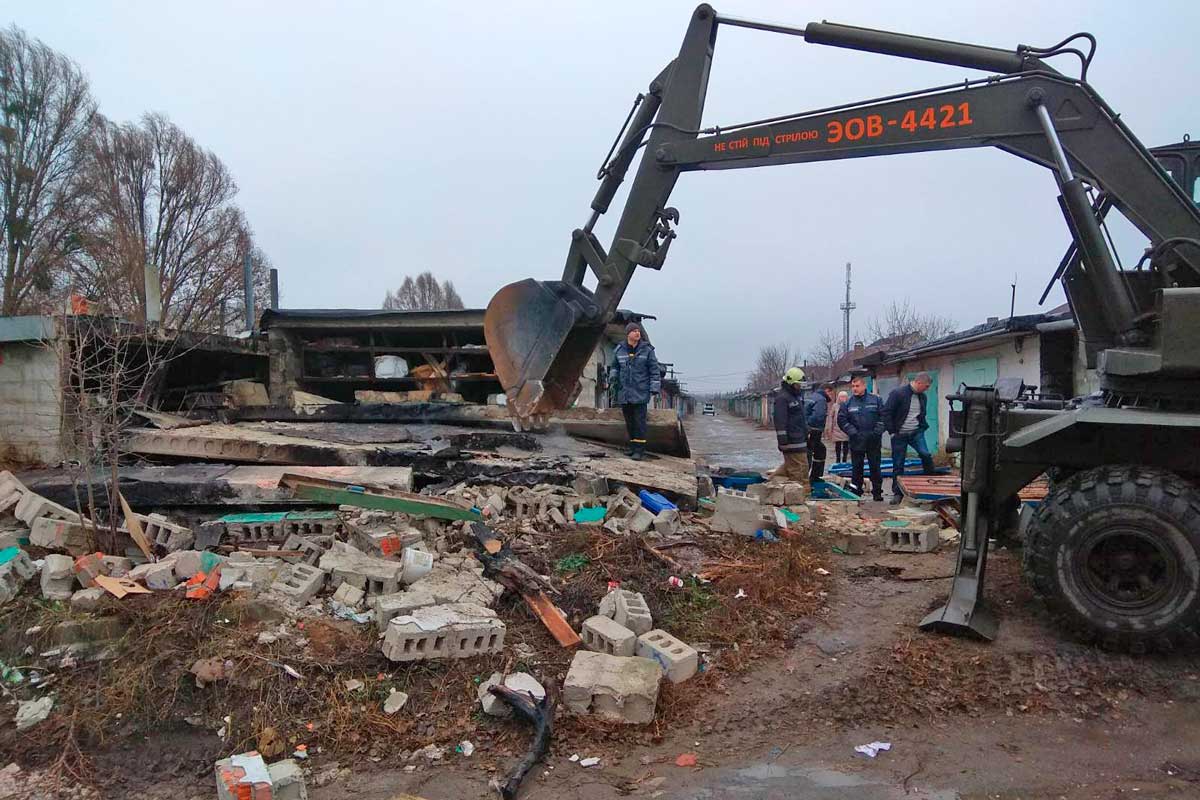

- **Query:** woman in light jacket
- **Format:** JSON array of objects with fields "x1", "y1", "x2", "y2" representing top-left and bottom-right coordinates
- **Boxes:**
[{"x1": 825, "y1": 390, "x2": 851, "y2": 464}]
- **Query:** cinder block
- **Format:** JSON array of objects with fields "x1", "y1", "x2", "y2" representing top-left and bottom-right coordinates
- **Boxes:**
[
  {"x1": 141, "y1": 514, "x2": 193, "y2": 552},
  {"x1": 748, "y1": 482, "x2": 786, "y2": 505},
  {"x1": 563, "y1": 650, "x2": 661, "y2": 724},
  {"x1": 319, "y1": 543, "x2": 404, "y2": 597},
  {"x1": 710, "y1": 488, "x2": 776, "y2": 537},
  {"x1": 29, "y1": 517, "x2": 91, "y2": 554},
  {"x1": 1, "y1": 548, "x2": 36, "y2": 580},
  {"x1": 652, "y1": 508, "x2": 680, "y2": 536},
  {"x1": 266, "y1": 758, "x2": 308, "y2": 800},
  {"x1": 381, "y1": 602, "x2": 505, "y2": 662},
  {"x1": 0, "y1": 548, "x2": 36, "y2": 604},
  {"x1": 614, "y1": 590, "x2": 653, "y2": 635},
  {"x1": 72, "y1": 552, "x2": 108, "y2": 588},
  {"x1": 331, "y1": 582, "x2": 365, "y2": 608},
  {"x1": 605, "y1": 488, "x2": 642, "y2": 520},
  {"x1": 270, "y1": 563, "x2": 326, "y2": 604},
  {"x1": 279, "y1": 534, "x2": 324, "y2": 566},
  {"x1": 574, "y1": 475, "x2": 610, "y2": 497},
  {"x1": 627, "y1": 507, "x2": 655, "y2": 534},
  {"x1": 70, "y1": 587, "x2": 106, "y2": 612},
  {"x1": 375, "y1": 590, "x2": 433, "y2": 628},
  {"x1": 782, "y1": 482, "x2": 807, "y2": 505},
  {"x1": 144, "y1": 562, "x2": 178, "y2": 590},
  {"x1": 833, "y1": 532, "x2": 869, "y2": 554},
  {"x1": 602, "y1": 518, "x2": 627, "y2": 536},
  {"x1": 582, "y1": 615, "x2": 636, "y2": 656},
  {"x1": 882, "y1": 521, "x2": 940, "y2": 553},
  {"x1": 597, "y1": 588, "x2": 619, "y2": 618},
  {"x1": 173, "y1": 550, "x2": 203, "y2": 580},
  {"x1": 41, "y1": 554, "x2": 76, "y2": 600},
  {"x1": 194, "y1": 521, "x2": 225, "y2": 550},
  {"x1": 635, "y1": 629, "x2": 699, "y2": 683},
  {"x1": 15, "y1": 493, "x2": 79, "y2": 525},
  {"x1": 100, "y1": 555, "x2": 132, "y2": 577}
]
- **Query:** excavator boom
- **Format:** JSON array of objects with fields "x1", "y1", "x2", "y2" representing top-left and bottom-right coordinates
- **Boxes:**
[{"x1": 486, "y1": 5, "x2": 1200, "y2": 422}]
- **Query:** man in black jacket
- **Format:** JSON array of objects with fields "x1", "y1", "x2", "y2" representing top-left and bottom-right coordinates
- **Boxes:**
[
  {"x1": 883, "y1": 372, "x2": 936, "y2": 502},
  {"x1": 771, "y1": 367, "x2": 809, "y2": 488},
  {"x1": 837, "y1": 375, "x2": 885, "y2": 501},
  {"x1": 805, "y1": 384, "x2": 834, "y2": 482}
]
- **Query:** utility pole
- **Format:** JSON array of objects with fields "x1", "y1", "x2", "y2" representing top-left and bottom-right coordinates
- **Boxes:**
[
  {"x1": 839, "y1": 262, "x2": 856, "y2": 353},
  {"x1": 243, "y1": 251, "x2": 256, "y2": 331},
  {"x1": 1009, "y1": 273, "x2": 1017, "y2": 319}
]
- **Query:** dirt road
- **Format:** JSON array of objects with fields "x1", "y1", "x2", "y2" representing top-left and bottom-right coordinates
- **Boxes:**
[{"x1": 685, "y1": 410, "x2": 780, "y2": 474}]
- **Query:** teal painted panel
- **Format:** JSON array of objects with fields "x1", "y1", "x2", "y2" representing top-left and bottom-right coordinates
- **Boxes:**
[
  {"x1": 953, "y1": 357, "x2": 998, "y2": 391},
  {"x1": 905, "y1": 370, "x2": 940, "y2": 451}
]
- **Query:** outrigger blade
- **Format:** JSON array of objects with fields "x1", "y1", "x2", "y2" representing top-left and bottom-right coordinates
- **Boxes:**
[
  {"x1": 484, "y1": 278, "x2": 604, "y2": 423},
  {"x1": 919, "y1": 571, "x2": 998, "y2": 641}
]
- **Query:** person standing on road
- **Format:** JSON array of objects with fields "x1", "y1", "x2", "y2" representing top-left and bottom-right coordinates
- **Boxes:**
[
  {"x1": 609, "y1": 322, "x2": 661, "y2": 461},
  {"x1": 838, "y1": 375, "x2": 885, "y2": 501},
  {"x1": 806, "y1": 383, "x2": 834, "y2": 482},
  {"x1": 771, "y1": 367, "x2": 810, "y2": 488},
  {"x1": 884, "y1": 372, "x2": 937, "y2": 503},
  {"x1": 826, "y1": 389, "x2": 850, "y2": 464}
]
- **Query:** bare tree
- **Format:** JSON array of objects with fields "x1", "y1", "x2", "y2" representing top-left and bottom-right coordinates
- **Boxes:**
[
  {"x1": 0, "y1": 26, "x2": 97, "y2": 315},
  {"x1": 72, "y1": 113, "x2": 268, "y2": 330},
  {"x1": 806, "y1": 328, "x2": 844, "y2": 369},
  {"x1": 382, "y1": 271, "x2": 465, "y2": 310},
  {"x1": 867, "y1": 299, "x2": 957, "y2": 348},
  {"x1": 746, "y1": 342, "x2": 794, "y2": 392}
]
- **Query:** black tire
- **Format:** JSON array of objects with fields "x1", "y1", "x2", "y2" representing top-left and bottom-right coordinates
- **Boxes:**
[{"x1": 1023, "y1": 465, "x2": 1200, "y2": 653}]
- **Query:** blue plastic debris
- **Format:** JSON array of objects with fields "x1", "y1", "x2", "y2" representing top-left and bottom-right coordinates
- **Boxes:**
[{"x1": 638, "y1": 490, "x2": 677, "y2": 514}]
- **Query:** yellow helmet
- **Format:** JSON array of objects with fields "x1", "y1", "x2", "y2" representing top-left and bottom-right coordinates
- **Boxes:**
[{"x1": 783, "y1": 366, "x2": 806, "y2": 385}]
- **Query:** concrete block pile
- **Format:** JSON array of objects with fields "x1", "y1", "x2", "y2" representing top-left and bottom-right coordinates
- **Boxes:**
[
  {"x1": 566, "y1": 587, "x2": 700, "y2": 724},
  {"x1": 563, "y1": 651, "x2": 662, "y2": 725}
]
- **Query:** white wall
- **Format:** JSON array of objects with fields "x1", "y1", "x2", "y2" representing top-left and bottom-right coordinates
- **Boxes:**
[{"x1": 0, "y1": 342, "x2": 63, "y2": 465}]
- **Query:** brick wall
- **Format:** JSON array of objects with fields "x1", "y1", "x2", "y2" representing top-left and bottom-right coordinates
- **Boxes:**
[{"x1": 0, "y1": 342, "x2": 63, "y2": 465}]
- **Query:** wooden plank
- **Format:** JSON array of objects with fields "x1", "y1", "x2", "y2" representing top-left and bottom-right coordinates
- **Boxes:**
[
  {"x1": 117, "y1": 491, "x2": 155, "y2": 562},
  {"x1": 281, "y1": 474, "x2": 481, "y2": 521},
  {"x1": 522, "y1": 592, "x2": 582, "y2": 648}
]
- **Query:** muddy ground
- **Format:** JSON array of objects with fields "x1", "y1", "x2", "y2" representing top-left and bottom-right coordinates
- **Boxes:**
[{"x1": 3, "y1": 414, "x2": 1199, "y2": 800}]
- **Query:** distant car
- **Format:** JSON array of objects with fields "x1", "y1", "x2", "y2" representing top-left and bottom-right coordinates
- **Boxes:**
[{"x1": 702, "y1": 402, "x2": 716, "y2": 416}]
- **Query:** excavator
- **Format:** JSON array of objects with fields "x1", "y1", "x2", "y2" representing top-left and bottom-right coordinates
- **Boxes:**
[{"x1": 483, "y1": 5, "x2": 1200, "y2": 651}]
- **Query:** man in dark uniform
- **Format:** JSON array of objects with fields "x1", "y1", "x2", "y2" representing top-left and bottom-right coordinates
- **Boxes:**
[
  {"x1": 609, "y1": 322, "x2": 661, "y2": 460},
  {"x1": 838, "y1": 375, "x2": 886, "y2": 501}
]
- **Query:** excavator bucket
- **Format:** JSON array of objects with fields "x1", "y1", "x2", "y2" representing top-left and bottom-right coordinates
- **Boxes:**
[{"x1": 484, "y1": 278, "x2": 605, "y2": 425}]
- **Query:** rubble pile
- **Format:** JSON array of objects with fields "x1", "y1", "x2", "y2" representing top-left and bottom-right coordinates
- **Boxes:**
[{"x1": 0, "y1": 453, "x2": 841, "y2": 798}]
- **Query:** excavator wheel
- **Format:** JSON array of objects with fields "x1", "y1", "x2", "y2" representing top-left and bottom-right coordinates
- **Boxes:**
[{"x1": 1023, "y1": 465, "x2": 1200, "y2": 653}]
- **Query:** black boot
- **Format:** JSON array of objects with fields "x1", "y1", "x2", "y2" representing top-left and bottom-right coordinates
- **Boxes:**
[{"x1": 631, "y1": 443, "x2": 645, "y2": 461}]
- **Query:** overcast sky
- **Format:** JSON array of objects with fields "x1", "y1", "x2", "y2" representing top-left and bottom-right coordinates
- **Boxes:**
[{"x1": 7, "y1": 1, "x2": 1197, "y2": 392}]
